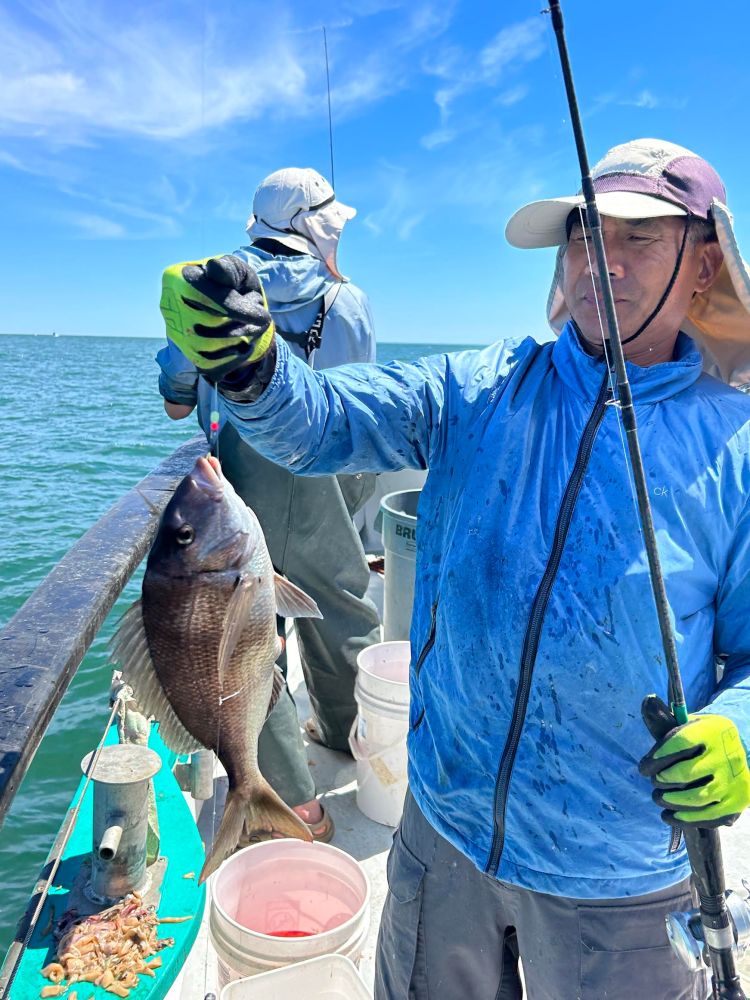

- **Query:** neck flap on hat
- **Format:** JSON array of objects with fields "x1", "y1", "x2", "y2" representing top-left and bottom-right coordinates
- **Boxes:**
[{"x1": 246, "y1": 204, "x2": 350, "y2": 281}]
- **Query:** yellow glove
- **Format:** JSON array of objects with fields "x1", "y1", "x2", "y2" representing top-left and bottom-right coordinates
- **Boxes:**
[
  {"x1": 639, "y1": 703, "x2": 750, "y2": 828},
  {"x1": 160, "y1": 255, "x2": 275, "y2": 381}
]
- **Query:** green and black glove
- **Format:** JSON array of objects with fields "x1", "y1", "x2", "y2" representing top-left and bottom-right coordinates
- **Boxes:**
[
  {"x1": 639, "y1": 696, "x2": 750, "y2": 828},
  {"x1": 160, "y1": 255, "x2": 275, "y2": 381}
]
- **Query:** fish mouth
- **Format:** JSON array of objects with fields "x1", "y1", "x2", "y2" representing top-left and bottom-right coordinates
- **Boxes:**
[{"x1": 191, "y1": 455, "x2": 224, "y2": 500}]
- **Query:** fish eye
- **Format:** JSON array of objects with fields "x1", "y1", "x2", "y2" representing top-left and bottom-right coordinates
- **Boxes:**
[{"x1": 175, "y1": 524, "x2": 195, "y2": 546}]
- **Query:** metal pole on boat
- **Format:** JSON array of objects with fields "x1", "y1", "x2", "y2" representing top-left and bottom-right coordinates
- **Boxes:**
[
  {"x1": 545, "y1": 2, "x2": 746, "y2": 996},
  {"x1": 84, "y1": 743, "x2": 162, "y2": 903}
]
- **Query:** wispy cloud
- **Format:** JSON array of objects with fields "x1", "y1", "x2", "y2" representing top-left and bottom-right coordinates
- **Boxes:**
[
  {"x1": 332, "y1": 54, "x2": 407, "y2": 117},
  {"x1": 341, "y1": 0, "x2": 404, "y2": 15},
  {"x1": 420, "y1": 17, "x2": 545, "y2": 149},
  {"x1": 362, "y1": 163, "x2": 425, "y2": 241},
  {"x1": 592, "y1": 86, "x2": 687, "y2": 115},
  {"x1": 61, "y1": 212, "x2": 127, "y2": 239},
  {"x1": 622, "y1": 88, "x2": 686, "y2": 110},
  {"x1": 0, "y1": 1, "x2": 459, "y2": 145},
  {"x1": 363, "y1": 123, "x2": 548, "y2": 243},
  {"x1": 0, "y1": 150, "x2": 34, "y2": 173},
  {"x1": 53, "y1": 182, "x2": 183, "y2": 239},
  {"x1": 0, "y1": 145, "x2": 83, "y2": 186},
  {"x1": 494, "y1": 85, "x2": 529, "y2": 108},
  {"x1": 421, "y1": 128, "x2": 458, "y2": 151},
  {"x1": 327, "y1": 1, "x2": 457, "y2": 119},
  {"x1": 0, "y1": 2, "x2": 312, "y2": 142}
]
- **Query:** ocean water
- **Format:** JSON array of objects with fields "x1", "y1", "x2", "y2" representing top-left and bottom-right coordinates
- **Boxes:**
[{"x1": 0, "y1": 332, "x2": 477, "y2": 956}]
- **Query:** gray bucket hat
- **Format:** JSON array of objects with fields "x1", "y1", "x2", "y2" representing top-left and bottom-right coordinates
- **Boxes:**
[{"x1": 506, "y1": 138, "x2": 750, "y2": 387}]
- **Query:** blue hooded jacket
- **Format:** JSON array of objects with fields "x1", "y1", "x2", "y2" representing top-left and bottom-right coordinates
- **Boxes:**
[
  {"x1": 156, "y1": 246, "x2": 375, "y2": 424},
  {"x1": 220, "y1": 322, "x2": 750, "y2": 899}
]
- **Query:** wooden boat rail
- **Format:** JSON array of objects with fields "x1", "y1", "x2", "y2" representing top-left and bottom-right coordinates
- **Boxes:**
[{"x1": 0, "y1": 436, "x2": 207, "y2": 828}]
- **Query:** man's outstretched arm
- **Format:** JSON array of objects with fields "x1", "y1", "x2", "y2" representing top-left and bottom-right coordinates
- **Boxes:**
[{"x1": 161, "y1": 254, "x2": 449, "y2": 476}]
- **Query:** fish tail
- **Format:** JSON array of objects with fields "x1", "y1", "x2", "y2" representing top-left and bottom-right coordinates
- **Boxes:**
[{"x1": 198, "y1": 777, "x2": 313, "y2": 883}]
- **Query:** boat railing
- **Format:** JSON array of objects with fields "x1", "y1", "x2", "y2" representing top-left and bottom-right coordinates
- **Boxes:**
[{"x1": 0, "y1": 437, "x2": 207, "y2": 828}]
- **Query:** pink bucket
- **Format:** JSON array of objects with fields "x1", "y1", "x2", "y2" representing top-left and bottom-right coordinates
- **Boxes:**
[{"x1": 209, "y1": 839, "x2": 371, "y2": 986}]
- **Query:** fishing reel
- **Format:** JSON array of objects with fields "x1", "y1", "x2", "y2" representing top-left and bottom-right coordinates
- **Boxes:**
[{"x1": 666, "y1": 881, "x2": 750, "y2": 972}]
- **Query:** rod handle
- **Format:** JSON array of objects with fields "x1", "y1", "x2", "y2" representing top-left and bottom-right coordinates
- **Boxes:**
[{"x1": 642, "y1": 693, "x2": 678, "y2": 739}]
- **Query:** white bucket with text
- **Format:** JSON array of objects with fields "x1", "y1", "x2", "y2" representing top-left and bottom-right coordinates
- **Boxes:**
[{"x1": 349, "y1": 640, "x2": 411, "y2": 827}]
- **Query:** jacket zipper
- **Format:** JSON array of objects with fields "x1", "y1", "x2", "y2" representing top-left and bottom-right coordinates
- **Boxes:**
[
  {"x1": 486, "y1": 373, "x2": 612, "y2": 877},
  {"x1": 412, "y1": 599, "x2": 438, "y2": 731},
  {"x1": 415, "y1": 600, "x2": 438, "y2": 676}
]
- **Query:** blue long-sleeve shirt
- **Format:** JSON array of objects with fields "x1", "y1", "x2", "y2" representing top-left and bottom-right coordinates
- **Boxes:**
[{"x1": 218, "y1": 323, "x2": 750, "y2": 898}]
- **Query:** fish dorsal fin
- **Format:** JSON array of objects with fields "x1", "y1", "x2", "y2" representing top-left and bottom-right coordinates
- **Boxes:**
[
  {"x1": 110, "y1": 600, "x2": 202, "y2": 755},
  {"x1": 217, "y1": 573, "x2": 260, "y2": 689},
  {"x1": 274, "y1": 574, "x2": 322, "y2": 619}
]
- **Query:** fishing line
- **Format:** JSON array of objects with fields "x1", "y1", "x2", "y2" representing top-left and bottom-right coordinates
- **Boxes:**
[
  {"x1": 200, "y1": 701, "x2": 221, "y2": 1000},
  {"x1": 0, "y1": 694, "x2": 126, "y2": 998},
  {"x1": 195, "y1": 8, "x2": 223, "y2": 1000}
]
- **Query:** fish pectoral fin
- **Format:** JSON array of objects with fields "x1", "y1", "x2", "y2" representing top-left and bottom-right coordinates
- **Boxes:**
[
  {"x1": 274, "y1": 574, "x2": 323, "y2": 619},
  {"x1": 265, "y1": 665, "x2": 286, "y2": 721},
  {"x1": 110, "y1": 600, "x2": 202, "y2": 756},
  {"x1": 217, "y1": 573, "x2": 260, "y2": 686},
  {"x1": 198, "y1": 777, "x2": 313, "y2": 883}
]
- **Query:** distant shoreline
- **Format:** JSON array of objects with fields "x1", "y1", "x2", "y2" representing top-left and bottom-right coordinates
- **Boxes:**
[{"x1": 0, "y1": 331, "x2": 492, "y2": 347}]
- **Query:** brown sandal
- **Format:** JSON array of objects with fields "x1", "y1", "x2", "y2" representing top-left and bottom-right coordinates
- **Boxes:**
[
  {"x1": 243, "y1": 801, "x2": 335, "y2": 846},
  {"x1": 307, "y1": 801, "x2": 335, "y2": 843}
]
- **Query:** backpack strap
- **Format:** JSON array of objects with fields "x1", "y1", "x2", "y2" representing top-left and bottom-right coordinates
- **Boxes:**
[{"x1": 275, "y1": 283, "x2": 343, "y2": 360}]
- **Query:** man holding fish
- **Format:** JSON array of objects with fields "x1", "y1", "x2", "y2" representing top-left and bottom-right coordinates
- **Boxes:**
[{"x1": 159, "y1": 139, "x2": 750, "y2": 998}]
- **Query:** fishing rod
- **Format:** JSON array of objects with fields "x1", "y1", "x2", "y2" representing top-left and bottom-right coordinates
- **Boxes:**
[
  {"x1": 545, "y1": 2, "x2": 747, "y2": 997},
  {"x1": 322, "y1": 26, "x2": 335, "y2": 190}
]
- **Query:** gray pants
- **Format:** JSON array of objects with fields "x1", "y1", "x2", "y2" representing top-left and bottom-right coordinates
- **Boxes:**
[
  {"x1": 218, "y1": 426, "x2": 382, "y2": 802},
  {"x1": 375, "y1": 791, "x2": 709, "y2": 1000}
]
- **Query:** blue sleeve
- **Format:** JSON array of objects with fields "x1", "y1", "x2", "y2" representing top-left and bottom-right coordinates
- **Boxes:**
[
  {"x1": 220, "y1": 336, "x2": 446, "y2": 474},
  {"x1": 156, "y1": 340, "x2": 199, "y2": 407},
  {"x1": 703, "y1": 498, "x2": 750, "y2": 757}
]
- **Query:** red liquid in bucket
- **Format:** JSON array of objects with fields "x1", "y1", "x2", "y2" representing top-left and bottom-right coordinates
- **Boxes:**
[{"x1": 234, "y1": 870, "x2": 360, "y2": 935}]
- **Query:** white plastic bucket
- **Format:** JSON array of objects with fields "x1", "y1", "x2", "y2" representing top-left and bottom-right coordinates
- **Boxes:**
[
  {"x1": 379, "y1": 489, "x2": 421, "y2": 640},
  {"x1": 349, "y1": 641, "x2": 411, "y2": 827},
  {"x1": 219, "y1": 954, "x2": 371, "y2": 1000},
  {"x1": 209, "y1": 840, "x2": 371, "y2": 989}
]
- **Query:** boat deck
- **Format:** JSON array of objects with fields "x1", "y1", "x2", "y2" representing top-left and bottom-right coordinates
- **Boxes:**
[{"x1": 170, "y1": 562, "x2": 750, "y2": 997}]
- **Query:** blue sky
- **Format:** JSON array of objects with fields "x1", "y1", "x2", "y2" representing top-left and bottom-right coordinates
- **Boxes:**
[{"x1": 1, "y1": 0, "x2": 748, "y2": 344}]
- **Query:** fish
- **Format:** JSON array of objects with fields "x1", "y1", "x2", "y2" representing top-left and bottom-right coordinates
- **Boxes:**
[{"x1": 111, "y1": 455, "x2": 321, "y2": 882}]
